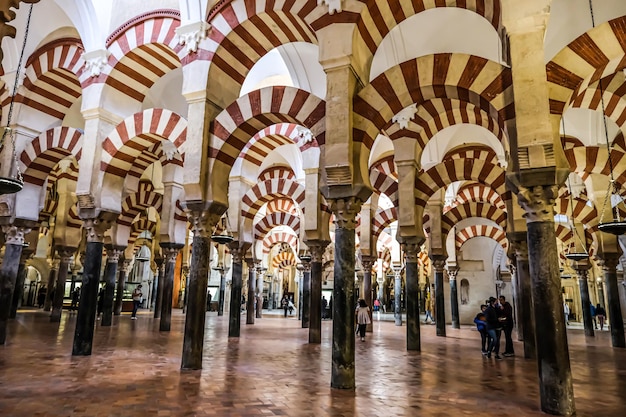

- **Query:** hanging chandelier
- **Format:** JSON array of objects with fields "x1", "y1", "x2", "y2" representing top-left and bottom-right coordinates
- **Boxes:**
[{"x1": 210, "y1": 211, "x2": 234, "y2": 245}]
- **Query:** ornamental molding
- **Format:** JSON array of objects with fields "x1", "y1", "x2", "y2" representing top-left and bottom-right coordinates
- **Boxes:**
[
  {"x1": 82, "y1": 49, "x2": 110, "y2": 77},
  {"x1": 317, "y1": 0, "x2": 343, "y2": 15},
  {"x1": 176, "y1": 20, "x2": 210, "y2": 54}
]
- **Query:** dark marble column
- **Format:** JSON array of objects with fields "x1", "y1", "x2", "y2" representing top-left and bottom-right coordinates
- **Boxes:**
[
  {"x1": 600, "y1": 254, "x2": 625, "y2": 348},
  {"x1": 393, "y1": 268, "x2": 402, "y2": 326},
  {"x1": 519, "y1": 185, "x2": 575, "y2": 415},
  {"x1": 308, "y1": 241, "x2": 328, "y2": 344},
  {"x1": 573, "y1": 261, "x2": 594, "y2": 337},
  {"x1": 0, "y1": 224, "x2": 31, "y2": 345},
  {"x1": 246, "y1": 260, "x2": 256, "y2": 324},
  {"x1": 181, "y1": 209, "x2": 217, "y2": 370},
  {"x1": 50, "y1": 247, "x2": 75, "y2": 323},
  {"x1": 10, "y1": 246, "x2": 32, "y2": 319},
  {"x1": 114, "y1": 259, "x2": 130, "y2": 316},
  {"x1": 160, "y1": 243, "x2": 182, "y2": 332},
  {"x1": 431, "y1": 256, "x2": 447, "y2": 337},
  {"x1": 101, "y1": 246, "x2": 123, "y2": 326},
  {"x1": 514, "y1": 239, "x2": 536, "y2": 359},
  {"x1": 73, "y1": 216, "x2": 114, "y2": 356},
  {"x1": 228, "y1": 244, "x2": 244, "y2": 338},
  {"x1": 448, "y1": 266, "x2": 460, "y2": 329},
  {"x1": 43, "y1": 262, "x2": 58, "y2": 312},
  {"x1": 218, "y1": 259, "x2": 228, "y2": 317},
  {"x1": 361, "y1": 257, "x2": 374, "y2": 332},
  {"x1": 301, "y1": 260, "x2": 311, "y2": 328},
  {"x1": 403, "y1": 243, "x2": 420, "y2": 351},
  {"x1": 329, "y1": 198, "x2": 361, "y2": 390},
  {"x1": 153, "y1": 255, "x2": 164, "y2": 319},
  {"x1": 256, "y1": 266, "x2": 265, "y2": 319}
]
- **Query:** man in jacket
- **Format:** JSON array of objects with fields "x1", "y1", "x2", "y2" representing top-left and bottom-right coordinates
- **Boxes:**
[
  {"x1": 499, "y1": 296, "x2": 515, "y2": 356},
  {"x1": 484, "y1": 297, "x2": 503, "y2": 359}
]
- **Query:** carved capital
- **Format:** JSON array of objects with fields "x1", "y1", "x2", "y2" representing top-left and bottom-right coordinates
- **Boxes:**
[
  {"x1": 161, "y1": 243, "x2": 183, "y2": 263},
  {"x1": 1, "y1": 224, "x2": 31, "y2": 245},
  {"x1": 599, "y1": 254, "x2": 620, "y2": 272},
  {"x1": 517, "y1": 185, "x2": 558, "y2": 223},
  {"x1": 447, "y1": 266, "x2": 459, "y2": 281},
  {"x1": 83, "y1": 214, "x2": 115, "y2": 243},
  {"x1": 175, "y1": 21, "x2": 210, "y2": 54},
  {"x1": 401, "y1": 243, "x2": 420, "y2": 263},
  {"x1": 82, "y1": 49, "x2": 110, "y2": 77},
  {"x1": 361, "y1": 256, "x2": 375, "y2": 271},
  {"x1": 329, "y1": 197, "x2": 361, "y2": 230},
  {"x1": 55, "y1": 246, "x2": 76, "y2": 264},
  {"x1": 105, "y1": 245, "x2": 124, "y2": 263},
  {"x1": 430, "y1": 255, "x2": 446, "y2": 273},
  {"x1": 307, "y1": 240, "x2": 330, "y2": 263},
  {"x1": 119, "y1": 259, "x2": 132, "y2": 273},
  {"x1": 187, "y1": 209, "x2": 221, "y2": 238}
]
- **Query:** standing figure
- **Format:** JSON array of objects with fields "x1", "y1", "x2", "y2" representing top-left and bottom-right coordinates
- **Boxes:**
[
  {"x1": 499, "y1": 296, "x2": 515, "y2": 356},
  {"x1": 356, "y1": 299, "x2": 371, "y2": 342},
  {"x1": 37, "y1": 286, "x2": 47, "y2": 308},
  {"x1": 281, "y1": 295, "x2": 289, "y2": 317},
  {"x1": 485, "y1": 297, "x2": 503, "y2": 359},
  {"x1": 71, "y1": 286, "x2": 81, "y2": 311},
  {"x1": 474, "y1": 305, "x2": 489, "y2": 355},
  {"x1": 321, "y1": 296, "x2": 328, "y2": 319},
  {"x1": 131, "y1": 284, "x2": 143, "y2": 320},
  {"x1": 596, "y1": 304, "x2": 606, "y2": 331},
  {"x1": 590, "y1": 303, "x2": 597, "y2": 329},
  {"x1": 563, "y1": 301, "x2": 570, "y2": 326},
  {"x1": 424, "y1": 294, "x2": 435, "y2": 324}
]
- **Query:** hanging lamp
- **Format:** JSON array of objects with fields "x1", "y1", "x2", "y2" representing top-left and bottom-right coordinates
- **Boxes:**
[
  {"x1": 0, "y1": 4, "x2": 35, "y2": 195},
  {"x1": 211, "y1": 211, "x2": 234, "y2": 245}
]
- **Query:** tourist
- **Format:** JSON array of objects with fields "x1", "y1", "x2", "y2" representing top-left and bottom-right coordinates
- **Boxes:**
[
  {"x1": 596, "y1": 304, "x2": 606, "y2": 331},
  {"x1": 590, "y1": 303, "x2": 597, "y2": 329},
  {"x1": 485, "y1": 297, "x2": 503, "y2": 359},
  {"x1": 499, "y1": 295, "x2": 515, "y2": 356},
  {"x1": 563, "y1": 301, "x2": 570, "y2": 326},
  {"x1": 37, "y1": 286, "x2": 46, "y2": 308},
  {"x1": 322, "y1": 296, "x2": 328, "y2": 319},
  {"x1": 356, "y1": 299, "x2": 371, "y2": 342},
  {"x1": 373, "y1": 298, "x2": 380, "y2": 312},
  {"x1": 71, "y1": 286, "x2": 80, "y2": 311},
  {"x1": 281, "y1": 295, "x2": 289, "y2": 317},
  {"x1": 424, "y1": 294, "x2": 434, "y2": 324},
  {"x1": 474, "y1": 305, "x2": 488, "y2": 355},
  {"x1": 131, "y1": 284, "x2": 143, "y2": 319}
]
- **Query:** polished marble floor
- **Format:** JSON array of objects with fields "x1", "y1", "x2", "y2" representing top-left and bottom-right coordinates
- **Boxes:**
[{"x1": 1, "y1": 309, "x2": 625, "y2": 417}]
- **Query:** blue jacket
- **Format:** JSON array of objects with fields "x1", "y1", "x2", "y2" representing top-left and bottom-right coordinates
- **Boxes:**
[
  {"x1": 474, "y1": 313, "x2": 487, "y2": 331},
  {"x1": 590, "y1": 304, "x2": 596, "y2": 316}
]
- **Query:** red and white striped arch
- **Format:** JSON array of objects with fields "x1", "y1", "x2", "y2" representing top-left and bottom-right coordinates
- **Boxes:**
[
  {"x1": 547, "y1": 15, "x2": 626, "y2": 116},
  {"x1": 614, "y1": 132, "x2": 626, "y2": 152},
  {"x1": 555, "y1": 224, "x2": 574, "y2": 248},
  {"x1": 210, "y1": 86, "x2": 325, "y2": 168},
  {"x1": 117, "y1": 184, "x2": 164, "y2": 227},
  {"x1": 205, "y1": 0, "x2": 320, "y2": 108},
  {"x1": 455, "y1": 225, "x2": 508, "y2": 252},
  {"x1": 452, "y1": 182, "x2": 506, "y2": 211},
  {"x1": 263, "y1": 230, "x2": 299, "y2": 255},
  {"x1": 415, "y1": 159, "x2": 507, "y2": 208},
  {"x1": 564, "y1": 146, "x2": 626, "y2": 185},
  {"x1": 377, "y1": 245, "x2": 392, "y2": 273},
  {"x1": 239, "y1": 123, "x2": 319, "y2": 167},
  {"x1": 443, "y1": 145, "x2": 499, "y2": 165},
  {"x1": 83, "y1": 11, "x2": 183, "y2": 102},
  {"x1": 13, "y1": 39, "x2": 84, "y2": 121},
  {"x1": 556, "y1": 194, "x2": 599, "y2": 231},
  {"x1": 241, "y1": 178, "x2": 305, "y2": 220},
  {"x1": 561, "y1": 135, "x2": 585, "y2": 151},
  {"x1": 442, "y1": 202, "x2": 507, "y2": 237},
  {"x1": 267, "y1": 198, "x2": 298, "y2": 215},
  {"x1": 272, "y1": 251, "x2": 297, "y2": 269},
  {"x1": 569, "y1": 73, "x2": 626, "y2": 128},
  {"x1": 254, "y1": 212, "x2": 301, "y2": 240},
  {"x1": 101, "y1": 109, "x2": 187, "y2": 179},
  {"x1": 372, "y1": 207, "x2": 397, "y2": 241},
  {"x1": 370, "y1": 155, "x2": 398, "y2": 205},
  {"x1": 353, "y1": 54, "x2": 514, "y2": 150},
  {"x1": 19, "y1": 126, "x2": 83, "y2": 186},
  {"x1": 129, "y1": 217, "x2": 158, "y2": 249},
  {"x1": 258, "y1": 166, "x2": 296, "y2": 182}
]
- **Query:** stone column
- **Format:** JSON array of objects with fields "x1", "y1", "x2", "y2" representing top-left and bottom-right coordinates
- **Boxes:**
[
  {"x1": 329, "y1": 197, "x2": 361, "y2": 389},
  {"x1": 509, "y1": 262, "x2": 523, "y2": 341},
  {"x1": 228, "y1": 244, "x2": 244, "y2": 338},
  {"x1": 361, "y1": 257, "x2": 374, "y2": 332},
  {"x1": 72, "y1": 215, "x2": 113, "y2": 356},
  {"x1": 431, "y1": 256, "x2": 447, "y2": 337},
  {"x1": 114, "y1": 259, "x2": 131, "y2": 316},
  {"x1": 448, "y1": 266, "x2": 460, "y2": 329},
  {"x1": 245, "y1": 260, "x2": 256, "y2": 324},
  {"x1": 403, "y1": 243, "x2": 420, "y2": 351},
  {"x1": 256, "y1": 266, "x2": 265, "y2": 319},
  {"x1": 518, "y1": 185, "x2": 574, "y2": 414},
  {"x1": 600, "y1": 254, "x2": 626, "y2": 348},
  {"x1": 393, "y1": 266, "x2": 402, "y2": 326},
  {"x1": 50, "y1": 247, "x2": 75, "y2": 322},
  {"x1": 160, "y1": 243, "x2": 183, "y2": 332},
  {"x1": 308, "y1": 241, "x2": 328, "y2": 344},
  {"x1": 0, "y1": 224, "x2": 31, "y2": 345},
  {"x1": 513, "y1": 238, "x2": 536, "y2": 359},
  {"x1": 218, "y1": 259, "x2": 228, "y2": 317},
  {"x1": 573, "y1": 261, "x2": 594, "y2": 337},
  {"x1": 181, "y1": 209, "x2": 217, "y2": 370},
  {"x1": 301, "y1": 260, "x2": 311, "y2": 328},
  {"x1": 153, "y1": 255, "x2": 164, "y2": 319},
  {"x1": 10, "y1": 246, "x2": 33, "y2": 319},
  {"x1": 101, "y1": 246, "x2": 123, "y2": 326},
  {"x1": 43, "y1": 260, "x2": 59, "y2": 312}
]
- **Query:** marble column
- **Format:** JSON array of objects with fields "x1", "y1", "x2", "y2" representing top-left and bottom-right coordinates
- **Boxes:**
[
  {"x1": 101, "y1": 246, "x2": 123, "y2": 326},
  {"x1": 301, "y1": 260, "x2": 311, "y2": 328},
  {"x1": 73, "y1": 216, "x2": 113, "y2": 356},
  {"x1": 431, "y1": 256, "x2": 447, "y2": 337},
  {"x1": 600, "y1": 254, "x2": 626, "y2": 348},
  {"x1": 50, "y1": 247, "x2": 75, "y2": 323},
  {"x1": 573, "y1": 261, "x2": 594, "y2": 337},
  {"x1": 181, "y1": 209, "x2": 217, "y2": 370},
  {"x1": 9, "y1": 246, "x2": 32, "y2": 319},
  {"x1": 509, "y1": 263, "x2": 523, "y2": 341},
  {"x1": 228, "y1": 244, "x2": 244, "y2": 338},
  {"x1": 308, "y1": 241, "x2": 328, "y2": 344},
  {"x1": 514, "y1": 238, "x2": 536, "y2": 359},
  {"x1": 114, "y1": 259, "x2": 131, "y2": 316},
  {"x1": 43, "y1": 260, "x2": 58, "y2": 312},
  {"x1": 329, "y1": 198, "x2": 361, "y2": 390},
  {"x1": 0, "y1": 224, "x2": 31, "y2": 345},
  {"x1": 448, "y1": 266, "x2": 460, "y2": 329},
  {"x1": 153, "y1": 255, "x2": 164, "y2": 319},
  {"x1": 361, "y1": 257, "x2": 374, "y2": 332},
  {"x1": 519, "y1": 185, "x2": 574, "y2": 415},
  {"x1": 246, "y1": 260, "x2": 256, "y2": 324},
  {"x1": 218, "y1": 260, "x2": 227, "y2": 317},
  {"x1": 160, "y1": 243, "x2": 182, "y2": 332},
  {"x1": 393, "y1": 267, "x2": 402, "y2": 326},
  {"x1": 403, "y1": 243, "x2": 420, "y2": 351},
  {"x1": 256, "y1": 266, "x2": 265, "y2": 319}
]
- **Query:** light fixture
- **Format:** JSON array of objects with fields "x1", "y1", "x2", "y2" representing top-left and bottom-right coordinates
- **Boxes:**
[
  {"x1": 211, "y1": 212, "x2": 234, "y2": 245},
  {"x1": 0, "y1": 5, "x2": 35, "y2": 195}
]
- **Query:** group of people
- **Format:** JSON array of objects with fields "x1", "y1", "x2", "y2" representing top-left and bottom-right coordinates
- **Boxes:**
[{"x1": 474, "y1": 296, "x2": 515, "y2": 360}]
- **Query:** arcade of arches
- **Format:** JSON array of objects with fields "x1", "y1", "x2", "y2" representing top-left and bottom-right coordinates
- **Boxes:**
[{"x1": 1, "y1": 1, "x2": 626, "y2": 416}]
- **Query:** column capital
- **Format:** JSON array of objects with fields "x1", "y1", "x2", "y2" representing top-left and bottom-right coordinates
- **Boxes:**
[
  {"x1": 55, "y1": 246, "x2": 77, "y2": 264},
  {"x1": 401, "y1": 242, "x2": 420, "y2": 263},
  {"x1": 430, "y1": 255, "x2": 446, "y2": 272},
  {"x1": 361, "y1": 255, "x2": 375, "y2": 271},
  {"x1": 328, "y1": 197, "x2": 362, "y2": 230},
  {"x1": 447, "y1": 266, "x2": 460, "y2": 280},
  {"x1": 160, "y1": 243, "x2": 184, "y2": 263},
  {"x1": 517, "y1": 185, "x2": 558, "y2": 223},
  {"x1": 186, "y1": 208, "x2": 221, "y2": 238},
  {"x1": 599, "y1": 253, "x2": 621, "y2": 271},
  {"x1": 306, "y1": 240, "x2": 330, "y2": 263},
  {"x1": 1, "y1": 224, "x2": 32, "y2": 245},
  {"x1": 228, "y1": 242, "x2": 245, "y2": 264},
  {"x1": 512, "y1": 239, "x2": 529, "y2": 261},
  {"x1": 244, "y1": 258, "x2": 257, "y2": 269},
  {"x1": 119, "y1": 259, "x2": 132, "y2": 273},
  {"x1": 83, "y1": 212, "x2": 116, "y2": 243},
  {"x1": 104, "y1": 245, "x2": 125, "y2": 263}
]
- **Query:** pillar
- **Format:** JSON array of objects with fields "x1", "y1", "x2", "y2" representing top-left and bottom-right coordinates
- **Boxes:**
[
  {"x1": 218, "y1": 259, "x2": 227, "y2": 317},
  {"x1": 43, "y1": 260, "x2": 58, "y2": 312},
  {"x1": 393, "y1": 267, "x2": 402, "y2": 326},
  {"x1": 448, "y1": 266, "x2": 460, "y2": 329},
  {"x1": 403, "y1": 243, "x2": 420, "y2": 351},
  {"x1": 514, "y1": 238, "x2": 536, "y2": 359},
  {"x1": 246, "y1": 260, "x2": 256, "y2": 324},
  {"x1": 573, "y1": 261, "x2": 594, "y2": 337},
  {"x1": 519, "y1": 185, "x2": 574, "y2": 415},
  {"x1": 509, "y1": 263, "x2": 523, "y2": 341},
  {"x1": 431, "y1": 256, "x2": 446, "y2": 337},
  {"x1": 301, "y1": 261, "x2": 311, "y2": 328},
  {"x1": 72, "y1": 216, "x2": 113, "y2": 355},
  {"x1": 308, "y1": 241, "x2": 328, "y2": 344},
  {"x1": 228, "y1": 244, "x2": 244, "y2": 338},
  {"x1": 600, "y1": 254, "x2": 626, "y2": 348},
  {"x1": 181, "y1": 209, "x2": 216, "y2": 370},
  {"x1": 9, "y1": 246, "x2": 32, "y2": 319},
  {"x1": 101, "y1": 246, "x2": 123, "y2": 326},
  {"x1": 361, "y1": 257, "x2": 374, "y2": 332},
  {"x1": 256, "y1": 266, "x2": 265, "y2": 319},
  {"x1": 50, "y1": 247, "x2": 75, "y2": 322},
  {"x1": 329, "y1": 198, "x2": 360, "y2": 389},
  {"x1": 0, "y1": 224, "x2": 31, "y2": 345},
  {"x1": 153, "y1": 255, "x2": 164, "y2": 319},
  {"x1": 160, "y1": 243, "x2": 183, "y2": 332},
  {"x1": 114, "y1": 259, "x2": 130, "y2": 316}
]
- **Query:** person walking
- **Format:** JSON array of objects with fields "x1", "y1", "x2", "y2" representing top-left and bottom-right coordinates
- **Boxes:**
[
  {"x1": 281, "y1": 295, "x2": 289, "y2": 317},
  {"x1": 563, "y1": 301, "x2": 570, "y2": 326},
  {"x1": 356, "y1": 299, "x2": 371, "y2": 342},
  {"x1": 474, "y1": 305, "x2": 489, "y2": 355},
  {"x1": 424, "y1": 294, "x2": 435, "y2": 324},
  {"x1": 321, "y1": 296, "x2": 328, "y2": 319},
  {"x1": 131, "y1": 284, "x2": 143, "y2": 319},
  {"x1": 590, "y1": 303, "x2": 597, "y2": 329},
  {"x1": 499, "y1": 296, "x2": 515, "y2": 356},
  {"x1": 71, "y1": 286, "x2": 80, "y2": 311},
  {"x1": 596, "y1": 304, "x2": 606, "y2": 331},
  {"x1": 485, "y1": 297, "x2": 503, "y2": 359}
]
